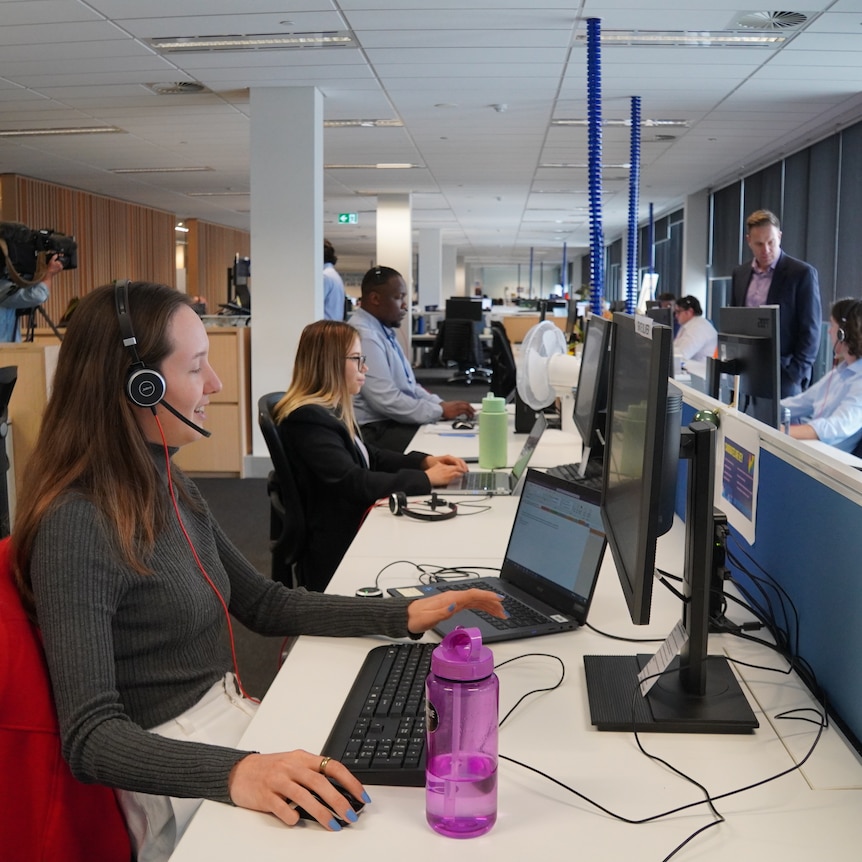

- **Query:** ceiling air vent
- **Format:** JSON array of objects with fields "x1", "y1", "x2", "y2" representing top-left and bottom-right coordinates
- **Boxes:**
[
  {"x1": 147, "y1": 82, "x2": 209, "y2": 95},
  {"x1": 733, "y1": 11, "x2": 810, "y2": 31}
]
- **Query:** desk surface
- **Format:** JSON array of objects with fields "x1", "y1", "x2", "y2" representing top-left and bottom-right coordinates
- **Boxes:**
[{"x1": 172, "y1": 414, "x2": 862, "y2": 861}]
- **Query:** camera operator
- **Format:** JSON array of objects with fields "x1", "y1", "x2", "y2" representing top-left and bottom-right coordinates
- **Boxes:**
[{"x1": 0, "y1": 254, "x2": 64, "y2": 342}]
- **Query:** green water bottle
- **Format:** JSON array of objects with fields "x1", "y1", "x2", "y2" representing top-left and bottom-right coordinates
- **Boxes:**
[{"x1": 478, "y1": 394, "x2": 507, "y2": 469}]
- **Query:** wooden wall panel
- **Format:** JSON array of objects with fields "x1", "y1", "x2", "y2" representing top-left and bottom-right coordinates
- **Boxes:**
[
  {"x1": 186, "y1": 219, "x2": 251, "y2": 310},
  {"x1": 1, "y1": 174, "x2": 176, "y2": 324}
]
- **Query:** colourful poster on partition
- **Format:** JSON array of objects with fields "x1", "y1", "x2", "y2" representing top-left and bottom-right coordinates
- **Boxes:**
[{"x1": 717, "y1": 413, "x2": 760, "y2": 545}]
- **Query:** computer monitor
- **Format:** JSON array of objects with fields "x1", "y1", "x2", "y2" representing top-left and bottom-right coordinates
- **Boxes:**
[
  {"x1": 445, "y1": 297, "x2": 483, "y2": 322},
  {"x1": 583, "y1": 312, "x2": 758, "y2": 734},
  {"x1": 707, "y1": 306, "x2": 781, "y2": 429},
  {"x1": 645, "y1": 306, "x2": 674, "y2": 377},
  {"x1": 572, "y1": 315, "x2": 613, "y2": 474}
]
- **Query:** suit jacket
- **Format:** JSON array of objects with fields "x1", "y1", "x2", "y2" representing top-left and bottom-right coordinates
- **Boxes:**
[
  {"x1": 278, "y1": 404, "x2": 431, "y2": 590},
  {"x1": 730, "y1": 251, "x2": 822, "y2": 396}
]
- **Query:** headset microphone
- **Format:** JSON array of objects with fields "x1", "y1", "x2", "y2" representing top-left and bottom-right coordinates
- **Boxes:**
[{"x1": 159, "y1": 399, "x2": 212, "y2": 438}]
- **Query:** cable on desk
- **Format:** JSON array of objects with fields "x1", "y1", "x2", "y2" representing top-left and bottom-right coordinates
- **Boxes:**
[
  {"x1": 371, "y1": 559, "x2": 502, "y2": 591},
  {"x1": 499, "y1": 656, "x2": 827, "y2": 862},
  {"x1": 494, "y1": 653, "x2": 566, "y2": 728}
]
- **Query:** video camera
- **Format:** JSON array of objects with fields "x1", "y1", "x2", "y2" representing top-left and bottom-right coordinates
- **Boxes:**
[{"x1": 0, "y1": 221, "x2": 78, "y2": 282}]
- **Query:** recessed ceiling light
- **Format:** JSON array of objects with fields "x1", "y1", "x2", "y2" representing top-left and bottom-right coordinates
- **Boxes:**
[
  {"x1": 146, "y1": 82, "x2": 209, "y2": 95},
  {"x1": 110, "y1": 166, "x2": 213, "y2": 174},
  {"x1": 326, "y1": 163, "x2": 421, "y2": 169},
  {"x1": 186, "y1": 191, "x2": 249, "y2": 196},
  {"x1": 540, "y1": 163, "x2": 631, "y2": 170},
  {"x1": 0, "y1": 126, "x2": 124, "y2": 137},
  {"x1": 324, "y1": 119, "x2": 403, "y2": 128},
  {"x1": 576, "y1": 29, "x2": 786, "y2": 47},
  {"x1": 149, "y1": 32, "x2": 355, "y2": 52},
  {"x1": 552, "y1": 118, "x2": 688, "y2": 128}
]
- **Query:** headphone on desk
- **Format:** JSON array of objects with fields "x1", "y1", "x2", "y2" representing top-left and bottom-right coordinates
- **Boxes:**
[{"x1": 389, "y1": 492, "x2": 458, "y2": 522}]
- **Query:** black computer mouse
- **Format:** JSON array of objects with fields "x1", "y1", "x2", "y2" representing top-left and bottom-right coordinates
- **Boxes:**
[
  {"x1": 452, "y1": 417, "x2": 475, "y2": 430},
  {"x1": 293, "y1": 778, "x2": 366, "y2": 827}
]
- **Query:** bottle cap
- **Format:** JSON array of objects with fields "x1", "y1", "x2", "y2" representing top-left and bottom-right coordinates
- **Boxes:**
[
  {"x1": 431, "y1": 626, "x2": 494, "y2": 681},
  {"x1": 481, "y1": 394, "x2": 506, "y2": 413}
]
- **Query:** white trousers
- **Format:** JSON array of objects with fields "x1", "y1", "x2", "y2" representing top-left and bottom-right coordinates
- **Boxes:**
[{"x1": 116, "y1": 673, "x2": 258, "y2": 862}]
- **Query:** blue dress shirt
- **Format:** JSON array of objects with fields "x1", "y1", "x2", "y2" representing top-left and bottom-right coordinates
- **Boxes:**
[{"x1": 781, "y1": 357, "x2": 862, "y2": 452}]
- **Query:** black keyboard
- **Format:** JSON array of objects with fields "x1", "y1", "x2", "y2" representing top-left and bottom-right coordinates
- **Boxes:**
[
  {"x1": 437, "y1": 580, "x2": 548, "y2": 630},
  {"x1": 321, "y1": 642, "x2": 434, "y2": 786},
  {"x1": 546, "y1": 460, "x2": 603, "y2": 490}
]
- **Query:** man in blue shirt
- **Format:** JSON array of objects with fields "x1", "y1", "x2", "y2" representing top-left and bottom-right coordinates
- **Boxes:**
[
  {"x1": 323, "y1": 239, "x2": 346, "y2": 321},
  {"x1": 351, "y1": 266, "x2": 474, "y2": 452},
  {"x1": 0, "y1": 254, "x2": 64, "y2": 342},
  {"x1": 782, "y1": 298, "x2": 862, "y2": 453}
]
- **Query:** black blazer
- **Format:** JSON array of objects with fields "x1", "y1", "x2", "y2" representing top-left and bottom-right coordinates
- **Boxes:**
[
  {"x1": 730, "y1": 251, "x2": 822, "y2": 396},
  {"x1": 278, "y1": 404, "x2": 431, "y2": 590}
]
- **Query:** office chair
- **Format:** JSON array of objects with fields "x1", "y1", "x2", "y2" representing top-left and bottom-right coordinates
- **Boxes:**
[
  {"x1": 435, "y1": 318, "x2": 492, "y2": 385},
  {"x1": 0, "y1": 537, "x2": 131, "y2": 862},
  {"x1": 257, "y1": 392, "x2": 308, "y2": 588},
  {"x1": 489, "y1": 320, "x2": 517, "y2": 401}
]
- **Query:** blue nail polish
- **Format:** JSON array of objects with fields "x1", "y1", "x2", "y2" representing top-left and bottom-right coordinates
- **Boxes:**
[
  {"x1": 361, "y1": 791, "x2": 372, "y2": 804},
  {"x1": 328, "y1": 818, "x2": 342, "y2": 832},
  {"x1": 345, "y1": 809, "x2": 359, "y2": 823}
]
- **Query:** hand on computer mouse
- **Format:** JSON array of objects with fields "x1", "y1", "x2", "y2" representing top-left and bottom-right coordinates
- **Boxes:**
[
  {"x1": 292, "y1": 777, "x2": 367, "y2": 828},
  {"x1": 452, "y1": 416, "x2": 475, "y2": 430}
]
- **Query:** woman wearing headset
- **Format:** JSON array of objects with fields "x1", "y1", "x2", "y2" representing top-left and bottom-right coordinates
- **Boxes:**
[
  {"x1": 781, "y1": 297, "x2": 862, "y2": 453},
  {"x1": 276, "y1": 319, "x2": 468, "y2": 590},
  {"x1": 11, "y1": 282, "x2": 503, "y2": 861}
]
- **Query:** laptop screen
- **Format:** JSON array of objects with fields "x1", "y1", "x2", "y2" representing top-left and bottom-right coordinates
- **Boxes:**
[
  {"x1": 502, "y1": 469, "x2": 606, "y2": 613},
  {"x1": 510, "y1": 413, "x2": 548, "y2": 480}
]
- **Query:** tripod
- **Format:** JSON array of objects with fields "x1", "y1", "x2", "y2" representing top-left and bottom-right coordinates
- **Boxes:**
[{"x1": 22, "y1": 303, "x2": 63, "y2": 342}]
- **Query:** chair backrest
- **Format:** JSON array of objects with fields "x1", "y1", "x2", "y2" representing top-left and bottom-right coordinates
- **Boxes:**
[
  {"x1": 0, "y1": 538, "x2": 131, "y2": 861},
  {"x1": 489, "y1": 321, "x2": 517, "y2": 400},
  {"x1": 257, "y1": 392, "x2": 307, "y2": 585}
]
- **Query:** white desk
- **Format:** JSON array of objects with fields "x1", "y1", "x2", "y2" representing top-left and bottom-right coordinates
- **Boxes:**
[{"x1": 172, "y1": 423, "x2": 862, "y2": 861}]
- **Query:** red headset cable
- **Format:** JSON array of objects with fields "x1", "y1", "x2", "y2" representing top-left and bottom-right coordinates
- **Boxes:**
[{"x1": 155, "y1": 415, "x2": 260, "y2": 704}]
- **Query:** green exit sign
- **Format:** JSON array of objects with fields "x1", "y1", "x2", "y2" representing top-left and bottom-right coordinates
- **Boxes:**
[{"x1": 338, "y1": 213, "x2": 358, "y2": 224}]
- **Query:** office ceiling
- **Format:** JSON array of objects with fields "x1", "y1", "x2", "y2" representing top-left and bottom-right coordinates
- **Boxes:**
[{"x1": 1, "y1": 1, "x2": 860, "y2": 267}]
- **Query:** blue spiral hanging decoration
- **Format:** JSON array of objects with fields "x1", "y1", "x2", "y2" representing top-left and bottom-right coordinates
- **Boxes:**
[
  {"x1": 587, "y1": 18, "x2": 604, "y2": 316},
  {"x1": 626, "y1": 96, "x2": 641, "y2": 314}
]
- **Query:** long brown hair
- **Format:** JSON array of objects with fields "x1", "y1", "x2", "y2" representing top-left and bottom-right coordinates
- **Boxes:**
[
  {"x1": 275, "y1": 319, "x2": 360, "y2": 435},
  {"x1": 13, "y1": 282, "x2": 193, "y2": 615}
]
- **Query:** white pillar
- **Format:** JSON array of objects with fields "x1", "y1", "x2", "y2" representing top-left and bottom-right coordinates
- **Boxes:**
[
  {"x1": 683, "y1": 189, "x2": 710, "y2": 303},
  {"x1": 443, "y1": 245, "x2": 458, "y2": 300},
  {"x1": 247, "y1": 87, "x2": 323, "y2": 474},
  {"x1": 418, "y1": 228, "x2": 443, "y2": 311},
  {"x1": 376, "y1": 193, "x2": 413, "y2": 354}
]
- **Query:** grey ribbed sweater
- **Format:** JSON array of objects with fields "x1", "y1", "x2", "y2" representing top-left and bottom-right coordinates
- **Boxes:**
[{"x1": 29, "y1": 455, "x2": 414, "y2": 804}]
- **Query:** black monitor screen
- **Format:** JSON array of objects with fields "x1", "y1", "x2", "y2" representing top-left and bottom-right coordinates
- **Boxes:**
[
  {"x1": 601, "y1": 313, "x2": 676, "y2": 625},
  {"x1": 646, "y1": 306, "x2": 674, "y2": 377},
  {"x1": 573, "y1": 315, "x2": 613, "y2": 457},
  {"x1": 711, "y1": 306, "x2": 781, "y2": 429},
  {"x1": 445, "y1": 297, "x2": 483, "y2": 322}
]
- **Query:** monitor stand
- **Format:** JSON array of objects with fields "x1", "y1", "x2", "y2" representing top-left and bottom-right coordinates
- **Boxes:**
[
  {"x1": 583, "y1": 654, "x2": 757, "y2": 733},
  {"x1": 584, "y1": 422, "x2": 759, "y2": 735}
]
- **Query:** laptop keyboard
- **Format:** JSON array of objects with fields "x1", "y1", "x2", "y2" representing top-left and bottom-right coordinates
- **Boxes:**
[
  {"x1": 321, "y1": 642, "x2": 433, "y2": 786},
  {"x1": 458, "y1": 471, "x2": 502, "y2": 491},
  {"x1": 437, "y1": 580, "x2": 549, "y2": 630}
]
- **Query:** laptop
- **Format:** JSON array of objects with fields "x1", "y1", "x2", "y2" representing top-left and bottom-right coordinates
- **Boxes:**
[
  {"x1": 388, "y1": 468, "x2": 607, "y2": 643},
  {"x1": 441, "y1": 413, "x2": 547, "y2": 496}
]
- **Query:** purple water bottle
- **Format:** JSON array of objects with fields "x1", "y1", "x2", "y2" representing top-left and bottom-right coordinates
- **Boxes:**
[{"x1": 425, "y1": 627, "x2": 498, "y2": 838}]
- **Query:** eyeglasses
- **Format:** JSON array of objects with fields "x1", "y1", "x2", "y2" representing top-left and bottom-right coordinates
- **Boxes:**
[{"x1": 345, "y1": 354, "x2": 366, "y2": 369}]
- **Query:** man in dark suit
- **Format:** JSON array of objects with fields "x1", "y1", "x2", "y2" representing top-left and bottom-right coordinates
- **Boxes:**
[{"x1": 730, "y1": 209, "x2": 822, "y2": 397}]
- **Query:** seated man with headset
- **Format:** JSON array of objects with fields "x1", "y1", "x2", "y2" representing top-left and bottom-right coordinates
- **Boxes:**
[{"x1": 781, "y1": 297, "x2": 862, "y2": 454}]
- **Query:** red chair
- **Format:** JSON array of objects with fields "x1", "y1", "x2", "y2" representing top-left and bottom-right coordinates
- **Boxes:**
[{"x1": 0, "y1": 537, "x2": 131, "y2": 861}]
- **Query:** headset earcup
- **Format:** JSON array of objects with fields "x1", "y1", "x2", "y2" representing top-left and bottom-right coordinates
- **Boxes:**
[
  {"x1": 389, "y1": 491, "x2": 407, "y2": 516},
  {"x1": 837, "y1": 326, "x2": 846, "y2": 343},
  {"x1": 126, "y1": 366, "x2": 166, "y2": 408}
]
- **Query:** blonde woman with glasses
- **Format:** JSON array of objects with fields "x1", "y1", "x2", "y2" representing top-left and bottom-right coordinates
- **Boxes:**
[{"x1": 276, "y1": 320, "x2": 468, "y2": 590}]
